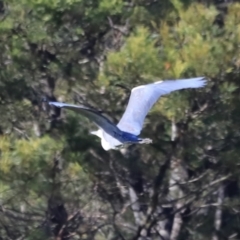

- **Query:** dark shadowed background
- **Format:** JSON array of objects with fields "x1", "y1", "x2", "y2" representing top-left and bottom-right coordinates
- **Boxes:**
[{"x1": 0, "y1": 0, "x2": 240, "y2": 239}]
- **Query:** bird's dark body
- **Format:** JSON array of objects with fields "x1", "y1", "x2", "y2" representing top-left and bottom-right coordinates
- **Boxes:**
[{"x1": 120, "y1": 131, "x2": 141, "y2": 142}]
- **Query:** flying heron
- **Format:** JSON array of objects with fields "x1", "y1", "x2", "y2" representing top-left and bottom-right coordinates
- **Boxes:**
[{"x1": 47, "y1": 77, "x2": 206, "y2": 150}]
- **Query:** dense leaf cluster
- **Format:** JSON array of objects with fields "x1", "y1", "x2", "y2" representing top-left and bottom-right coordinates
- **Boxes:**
[{"x1": 0, "y1": 0, "x2": 240, "y2": 239}]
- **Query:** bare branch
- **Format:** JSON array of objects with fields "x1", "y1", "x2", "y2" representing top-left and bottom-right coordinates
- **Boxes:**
[{"x1": 212, "y1": 185, "x2": 224, "y2": 240}]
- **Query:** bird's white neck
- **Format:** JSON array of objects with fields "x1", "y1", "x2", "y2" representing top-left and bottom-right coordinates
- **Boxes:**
[
  {"x1": 90, "y1": 129, "x2": 122, "y2": 151},
  {"x1": 90, "y1": 129, "x2": 114, "y2": 150}
]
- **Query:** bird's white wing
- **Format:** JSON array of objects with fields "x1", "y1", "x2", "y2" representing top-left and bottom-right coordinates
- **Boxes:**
[
  {"x1": 48, "y1": 102, "x2": 119, "y2": 135},
  {"x1": 117, "y1": 77, "x2": 206, "y2": 135}
]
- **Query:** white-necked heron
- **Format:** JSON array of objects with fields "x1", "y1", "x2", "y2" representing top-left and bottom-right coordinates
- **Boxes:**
[{"x1": 47, "y1": 77, "x2": 206, "y2": 150}]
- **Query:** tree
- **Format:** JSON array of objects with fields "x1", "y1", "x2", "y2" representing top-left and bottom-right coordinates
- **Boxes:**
[{"x1": 1, "y1": 0, "x2": 240, "y2": 239}]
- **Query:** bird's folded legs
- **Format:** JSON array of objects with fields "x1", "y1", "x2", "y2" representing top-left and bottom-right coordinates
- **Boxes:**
[{"x1": 138, "y1": 138, "x2": 153, "y2": 144}]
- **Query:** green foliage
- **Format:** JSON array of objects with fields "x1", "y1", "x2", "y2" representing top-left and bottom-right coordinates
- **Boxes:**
[
  {"x1": 98, "y1": 0, "x2": 123, "y2": 14},
  {"x1": 160, "y1": 4, "x2": 225, "y2": 76},
  {"x1": 99, "y1": 26, "x2": 162, "y2": 86},
  {"x1": 1, "y1": 0, "x2": 240, "y2": 239}
]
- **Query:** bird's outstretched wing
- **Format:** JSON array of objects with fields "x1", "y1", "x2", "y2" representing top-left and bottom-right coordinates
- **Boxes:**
[
  {"x1": 48, "y1": 102, "x2": 119, "y2": 135},
  {"x1": 117, "y1": 77, "x2": 206, "y2": 135}
]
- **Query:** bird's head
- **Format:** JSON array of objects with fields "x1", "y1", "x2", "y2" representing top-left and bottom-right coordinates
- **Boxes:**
[
  {"x1": 90, "y1": 129, "x2": 102, "y2": 139},
  {"x1": 90, "y1": 129, "x2": 118, "y2": 151}
]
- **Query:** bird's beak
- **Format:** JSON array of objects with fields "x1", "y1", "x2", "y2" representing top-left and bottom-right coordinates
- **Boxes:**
[
  {"x1": 90, "y1": 130, "x2": 102, "y2": 139},
  {"x1": 90, "y1": 130, "x2": 99, "y2": 136},
  {"x1": 90, "y1": 130, "x2": 97, "y2": 135}
]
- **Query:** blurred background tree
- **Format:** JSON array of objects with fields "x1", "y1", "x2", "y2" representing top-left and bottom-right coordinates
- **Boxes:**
[{"x1": 0, "y1": 0, "x2": 240, "y2": 239}]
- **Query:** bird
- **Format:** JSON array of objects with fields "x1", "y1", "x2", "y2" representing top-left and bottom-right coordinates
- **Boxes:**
[{"x1": 47, "y1": 77, "x2": 206, "y2": 151}]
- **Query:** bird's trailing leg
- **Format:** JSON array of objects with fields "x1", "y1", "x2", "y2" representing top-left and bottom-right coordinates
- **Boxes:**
[
  {"x1": 116, "y1": 138, "x2": 153, "y2": 149},
  {"x1": 138, "y1": 138, "x2": 153, "y2": 144}
]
